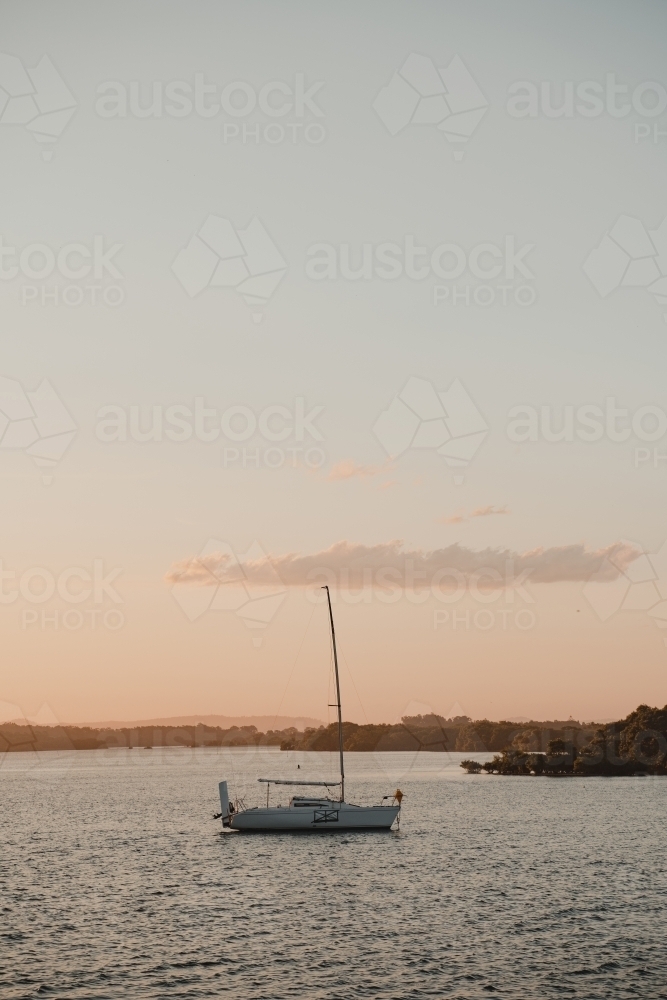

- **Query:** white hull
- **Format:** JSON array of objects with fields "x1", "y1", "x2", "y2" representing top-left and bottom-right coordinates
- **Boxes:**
[{"x1": 228, "y1": 801, "x2": 399, "y2": 832}]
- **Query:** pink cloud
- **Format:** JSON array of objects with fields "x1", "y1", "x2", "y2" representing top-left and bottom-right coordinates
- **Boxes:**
[
  {"x1": 471, "y1": 505, "x2": 509, "y2": 518},
  {"x1": 326, "y1": 460, "x2": 389, "y2": 482},
  {"x1": 167, "y1": 539, "x2": 640, "y2": 590},
  {"x1": 441, "y1": 505, "x2": 509, "y2": 524}
]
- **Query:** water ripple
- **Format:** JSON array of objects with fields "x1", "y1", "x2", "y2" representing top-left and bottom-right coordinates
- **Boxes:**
[{"x1": 1, "y1": 748, "x2": 666, "y2": 999}]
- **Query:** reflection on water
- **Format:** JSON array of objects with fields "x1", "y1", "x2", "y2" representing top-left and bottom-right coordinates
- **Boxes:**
[{"x1": 2, "y1": 748, "x2": 666, "y2": 999}]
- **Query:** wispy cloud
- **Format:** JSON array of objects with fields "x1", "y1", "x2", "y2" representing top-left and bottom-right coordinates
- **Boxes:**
[
  {"x1": 471, "y1": 505, "x2": 509, "y2": 518},
  {"x1": 442, "y1": 505, "x2": 509, "y2": 524},
  {"x1": 326, "y1": 460, "x2": 390, "y2": 482},
  {"x1": 166, "y1": 539, "x2": 640, "y2": 590}
]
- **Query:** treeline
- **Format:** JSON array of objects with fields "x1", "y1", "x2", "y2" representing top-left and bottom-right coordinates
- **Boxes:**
[
  {"x1": 0, "y1": 712, "x2": 614, "y2": 758},
  {"x1": 460, "y1": 704, "x2": 667, "y2": 776},
  {"x1": 279, "y1": 714, "x2": 599, "y2": 754},
  {"x1": 0, "y1": 722, "x2": 299, "y2": 753}
]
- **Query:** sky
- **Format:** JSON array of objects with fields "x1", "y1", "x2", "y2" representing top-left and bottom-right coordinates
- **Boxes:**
[{"x1": 1, "y1": 0, "x2": 667, "y2": 727}]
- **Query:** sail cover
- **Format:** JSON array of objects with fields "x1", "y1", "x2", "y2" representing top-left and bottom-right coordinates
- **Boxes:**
[{"x1": 257, "y1": 778, "x2": 341, "y2": 786}]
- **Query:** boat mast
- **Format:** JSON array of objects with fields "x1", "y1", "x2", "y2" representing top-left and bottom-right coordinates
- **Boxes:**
[{"x1": 322, "y1": 585, "x2": 345, "y2": 803}]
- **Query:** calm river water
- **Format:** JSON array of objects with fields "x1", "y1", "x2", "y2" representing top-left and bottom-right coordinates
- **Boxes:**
[{"x1": 1, "y1": 747, "x2": 666, "y2": 999}]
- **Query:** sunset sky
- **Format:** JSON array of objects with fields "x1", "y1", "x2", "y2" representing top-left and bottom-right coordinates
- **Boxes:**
[{"x1": 2, "y1": 0, "x2": 667, "y2": 727}]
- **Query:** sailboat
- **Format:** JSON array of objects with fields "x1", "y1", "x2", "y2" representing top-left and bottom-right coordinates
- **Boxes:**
[{"x1": 216, "y1": 586, "x2": 402, "y2": 832}]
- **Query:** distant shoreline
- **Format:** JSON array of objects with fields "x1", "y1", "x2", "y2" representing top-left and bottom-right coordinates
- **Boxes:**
[
  {"x1": 0, "y1": 714, "x2": 605, "y2": 755},
  {"x1": 3, "y1": 708, "x2": 665, "y2": 775}
]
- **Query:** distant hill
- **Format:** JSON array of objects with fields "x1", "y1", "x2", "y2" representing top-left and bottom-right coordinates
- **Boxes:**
[{"x1": 64, "y1": 714, "x2": 323, "y2": 731}]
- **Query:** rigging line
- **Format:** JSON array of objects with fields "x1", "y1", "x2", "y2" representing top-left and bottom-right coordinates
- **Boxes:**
[
  {"x1": 321, "y1": 598, "x2": 369, "y2": 726},
  {"x1": 340, "y1": 647, "x2": 370, "y2": 725},
  {"x1": 269, "y1": 598, "x2": 318, "y2": 731}
]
